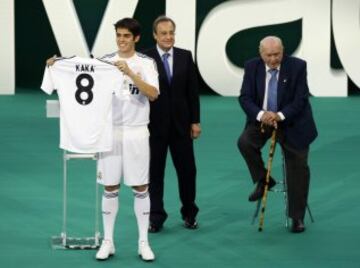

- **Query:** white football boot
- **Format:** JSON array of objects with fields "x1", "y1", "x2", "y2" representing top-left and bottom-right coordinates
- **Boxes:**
[
  {"x1": 138, "y1": 241, "x2": 155, "y2": 261},
  {"x1": 96, "y1": 240, "x2": 115, "y2": 260}
]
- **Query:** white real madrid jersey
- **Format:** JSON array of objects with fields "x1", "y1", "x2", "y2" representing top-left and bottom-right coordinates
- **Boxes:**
[
  {"x1": 41, "y1": 56, "x2": 123, "y2": 153},
  {"x1": 100, "y1": 52, "x2": 159, "y2": 127}
]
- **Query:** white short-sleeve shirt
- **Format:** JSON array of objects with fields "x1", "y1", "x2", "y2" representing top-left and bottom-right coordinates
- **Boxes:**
[
  {"x1": 100, "y1": 52, "x2": 159, "y2": 127},
  {"x1": 41, "y1": 56, "x2": 124, "y2": 153}
]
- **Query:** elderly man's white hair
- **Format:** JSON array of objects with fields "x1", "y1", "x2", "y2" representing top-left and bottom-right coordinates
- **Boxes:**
[{"x1": 259, "y1": 36, "x2": 284, "y2": 53}]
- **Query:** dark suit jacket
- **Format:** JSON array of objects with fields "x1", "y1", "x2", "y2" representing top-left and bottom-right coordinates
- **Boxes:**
[
  {"x1": 239, "y1": 55, "x2": 318, "y2": 149},
  {"x1": 143, "y1": 47, "x2": 200, "y2": 138}
]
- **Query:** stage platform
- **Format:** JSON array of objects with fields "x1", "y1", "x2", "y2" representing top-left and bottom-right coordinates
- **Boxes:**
[{"x1": 0, "y1": 90, "x2": 359, "y2": 267}]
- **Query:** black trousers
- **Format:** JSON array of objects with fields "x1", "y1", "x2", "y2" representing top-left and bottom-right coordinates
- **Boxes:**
[
  {"x1": 237, "y1": 123, "x2": 310, "y2": 220},
  {"x1": 149, "y1": 135, "x2": 199, "y2": 226}
]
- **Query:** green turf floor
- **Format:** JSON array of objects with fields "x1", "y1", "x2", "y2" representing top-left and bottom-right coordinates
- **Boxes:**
[{"x1": 0, "y1": 90, "x2": 359, "y2": 267}]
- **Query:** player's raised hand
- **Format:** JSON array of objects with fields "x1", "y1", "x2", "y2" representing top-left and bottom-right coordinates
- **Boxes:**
[
  {"x1": 115, "y1": 60, "x2": 131, "y2": 76},
  {"x1": 46, "y1": 55, "x2": 57, "y2": 66}
]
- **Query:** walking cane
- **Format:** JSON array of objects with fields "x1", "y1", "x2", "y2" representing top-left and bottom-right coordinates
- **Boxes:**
[{"x1": 258, "y1": 128, "x2": 277, "y2": 232}]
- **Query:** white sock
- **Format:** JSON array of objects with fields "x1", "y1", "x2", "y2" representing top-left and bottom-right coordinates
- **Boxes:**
[
  {"x1": 133, "y1": 189, "x2": 150, "y2": 243},
  {"x1": 101, "y1": 190, "x2": 119, "y2": 242}
]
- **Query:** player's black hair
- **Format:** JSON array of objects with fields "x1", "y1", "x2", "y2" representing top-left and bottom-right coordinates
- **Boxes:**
[
  {"x1": 114, "y1": 18, "x2": 141, "y2": 37},
  {"x1": 153, "y1": 15, "x2": 176, "y2": 33}
]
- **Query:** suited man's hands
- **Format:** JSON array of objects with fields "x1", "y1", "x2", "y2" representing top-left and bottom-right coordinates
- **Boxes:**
[
  {"x1": 191, "y1": 123, "x2": 201, "y2": 139},
  {"x1": 260, "y1": 111, "x2": 281, "y2": 129}
]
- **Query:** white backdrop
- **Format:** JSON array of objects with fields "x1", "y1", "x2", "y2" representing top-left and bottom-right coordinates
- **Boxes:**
[{"x1": 1, "y1": 0, "x2": 359, "y2": 96}]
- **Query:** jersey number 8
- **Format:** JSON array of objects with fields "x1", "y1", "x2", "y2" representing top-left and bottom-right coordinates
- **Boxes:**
[{"x1": 75, "y1": 73, "x2": 94, "y2": 105}]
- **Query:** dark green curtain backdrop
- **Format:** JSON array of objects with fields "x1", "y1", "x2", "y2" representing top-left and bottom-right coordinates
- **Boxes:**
[{"x1": 14, "y1": 0, "x2": 359, "y2": 94}]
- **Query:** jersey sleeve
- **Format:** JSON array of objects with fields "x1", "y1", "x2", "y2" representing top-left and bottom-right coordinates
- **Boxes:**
[
  {"x1": 143, "y1": 59, "x2": 159, "y2": 93},
  {"x1": 40, "y1": 66, "x2": 55, "y2": 95}
]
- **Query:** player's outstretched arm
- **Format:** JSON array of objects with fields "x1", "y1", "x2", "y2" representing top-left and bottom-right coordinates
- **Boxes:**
[
  {"x1": 128, "y1": 73, "x2": 159, "y2": 101},
  {"x1": 115, "y1": 60, "x2": 159, "y2": 101},
  {"x1": 46, "y1": 55, "x2": 57, "y2": 66}
]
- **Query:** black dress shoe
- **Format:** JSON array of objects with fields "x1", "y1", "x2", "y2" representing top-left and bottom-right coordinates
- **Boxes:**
[
  {"x1": 248, "y1": 177, "x2": 276, "y2": 202},
  {"x1": 148, "y1": 223, "x2": 163, "y2": 233},
  {"x1": 184, "y1": 217, "x2": 198, "y2": 229},
  {"x1": 291, "y1": 219, "x2": 305, "y2": 233}
]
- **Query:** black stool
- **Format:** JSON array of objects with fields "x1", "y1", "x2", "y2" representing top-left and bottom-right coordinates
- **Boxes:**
[{"x1": 252, "y1": 150, "x2": 314, "y2": 228}]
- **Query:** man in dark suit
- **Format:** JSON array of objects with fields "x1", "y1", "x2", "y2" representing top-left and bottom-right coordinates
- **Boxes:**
[
  {"x1": 143, "y1": 16, "x2": 201, "y2": 232},
  {"x1": 237, "y1": 36, "x2": 317, "y2": 233}
]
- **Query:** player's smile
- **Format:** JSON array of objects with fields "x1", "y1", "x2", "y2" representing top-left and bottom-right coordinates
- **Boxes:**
[{"x1": 116, "y1": 28, "x2": 139, "y2": 57}]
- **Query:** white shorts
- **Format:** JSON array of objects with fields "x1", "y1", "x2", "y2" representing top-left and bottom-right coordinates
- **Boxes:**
[{"x1": 97, "y1": 126, "x2": 150, "y2": 186}]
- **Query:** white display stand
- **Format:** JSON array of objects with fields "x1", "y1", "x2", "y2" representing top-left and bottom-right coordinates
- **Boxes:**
[{"x1": 46, "y1": 100, "x2": 101, "y2": 249}]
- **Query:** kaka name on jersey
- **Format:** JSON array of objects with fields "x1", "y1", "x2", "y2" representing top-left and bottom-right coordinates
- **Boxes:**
[{"x1": 75, "y1": 64, "x2": 95, "y2": 72}]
